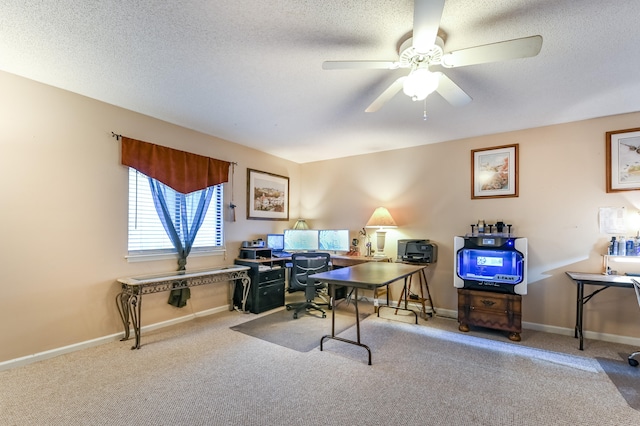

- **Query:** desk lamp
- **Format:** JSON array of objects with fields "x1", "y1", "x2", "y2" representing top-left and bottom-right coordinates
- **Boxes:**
[
  {"x1": 365, "y1": 207, "x2": 397, "y2": 258},
  {"x1": 293, "y1": 219, "x2": 309, "y2": 230}
]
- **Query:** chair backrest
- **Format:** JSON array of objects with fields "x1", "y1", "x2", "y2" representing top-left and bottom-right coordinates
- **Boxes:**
[
  {"x1": 632, "y1": 279, "x2": 640, "y2": 311},
  {"x1": 289, "y1": 252, "x2": 331, "y2": 292}
]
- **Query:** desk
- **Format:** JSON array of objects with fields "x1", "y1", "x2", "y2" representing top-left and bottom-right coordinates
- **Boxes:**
[
  {"x1": 116, "y1": 265, "x2": 250, "y2": 349},
  {"x1": 310, "y1": 262, "x2": 427, "y2": 365},
  {"x1": 396, "y1": 262, "x2": 435, "y2": 319},
  {"x1": 329, "y1": 255, "x2": 390, "y2": 267},
  {"x1": 565, "y1": 271, "x2": 634, "y2": 350},
  {"x1": 330, "y1": 255, "x2": 391, "y2": 307}
]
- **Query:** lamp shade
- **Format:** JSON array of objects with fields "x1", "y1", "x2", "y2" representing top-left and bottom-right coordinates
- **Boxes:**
[
  {"x1": 365, "y1": 207, "x2": 397, "y2": 229},
  {"x1": 293, "y1": 219, "x2": 309, "y2": 230}
]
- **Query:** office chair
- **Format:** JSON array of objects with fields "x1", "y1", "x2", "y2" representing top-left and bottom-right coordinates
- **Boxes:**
[
  {"x1": 285, "y1": 252, "x2": 331, "y2": 319},
  {"x1": 629, "y1": 279, "x2": 640, "y2": 366}
]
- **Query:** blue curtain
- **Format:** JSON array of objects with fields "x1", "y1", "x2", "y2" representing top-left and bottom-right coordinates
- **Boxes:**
[{"x1": 149, "y1": 177, "x2": 215, "y2": 307}]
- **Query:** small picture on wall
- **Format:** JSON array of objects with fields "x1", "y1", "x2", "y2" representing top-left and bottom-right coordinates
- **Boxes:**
[
  {"x1": 247, "y1": 168, "x2": 289, "y2": 220},
  {"x1": 606, "y1": 127, "x2": 640, "y2": 192},
  {"x1": 471, "y1": 144, "x2": 519, "y2": 199}
]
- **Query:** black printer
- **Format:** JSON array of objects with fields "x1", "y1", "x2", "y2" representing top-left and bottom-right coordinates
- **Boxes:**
[{"x1": 397, "y1": 239, "x2": 437, "y2": 263}]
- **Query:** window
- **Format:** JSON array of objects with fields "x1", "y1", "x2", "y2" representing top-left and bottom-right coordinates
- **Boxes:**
[{"x1": 127, "y1": 168, "x2": 224, "y2": 255}]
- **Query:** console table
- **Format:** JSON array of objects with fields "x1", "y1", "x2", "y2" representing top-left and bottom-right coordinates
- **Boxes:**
[{"x1": 116, "y1": 265, "x2": 250, "y2": 349}]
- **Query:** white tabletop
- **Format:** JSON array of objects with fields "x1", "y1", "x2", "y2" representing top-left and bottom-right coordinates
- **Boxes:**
[{"x1": 565, "y1": 271, "x2": 635, "y2": 287}]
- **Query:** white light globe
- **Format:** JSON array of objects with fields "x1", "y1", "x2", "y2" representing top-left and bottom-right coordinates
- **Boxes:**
[{"x1": 403, "y1": 69, "x2": 441, "y2": 101}]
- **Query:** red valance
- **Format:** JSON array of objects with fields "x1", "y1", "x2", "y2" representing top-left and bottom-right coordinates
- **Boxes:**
[{"x1": 121, "y1": 137, "x2": 231, "y2": 194}]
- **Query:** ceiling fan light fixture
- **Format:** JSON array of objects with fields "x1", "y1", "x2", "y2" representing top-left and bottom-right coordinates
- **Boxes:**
[
  {"x1": 403, "y1": 68, "x2": 441, "y2": 101},
  {"x1": 323, "y1": 2, "x2": 541, "y2": 113}
]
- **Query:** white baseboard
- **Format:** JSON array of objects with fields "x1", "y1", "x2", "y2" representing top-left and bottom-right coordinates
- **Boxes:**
[
  {"x1": 3, "y1": 302, "x2": 639, "y2": 371},
  {"x1": 0, "y1": 305, "x2": 230, "y2": 372},
  {"x1": 522, "y1": 320, "x2": 640, "y2": 347},
  {"x1": 367, "y1": 298, "x2": 640, "y2": 347},
  {"x1": 432, "y1": 306, "x2": 640, "y2": 347}
]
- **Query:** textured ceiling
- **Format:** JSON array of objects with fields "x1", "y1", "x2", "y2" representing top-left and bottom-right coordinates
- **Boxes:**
[{"x1": 2, "y1": 0, "x2": 640, "y2": 163}]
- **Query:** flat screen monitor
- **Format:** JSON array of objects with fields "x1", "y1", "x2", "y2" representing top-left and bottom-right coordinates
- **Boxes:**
[
  {"x1": 283, "y1": 229, "x2": 319, "y2": 251},
  {"x1": 319, "y1": 229, "x2": 350, "y2": 252},
  {"x1": 266, "y1": 234, "x2": 284, "y2": 251}
]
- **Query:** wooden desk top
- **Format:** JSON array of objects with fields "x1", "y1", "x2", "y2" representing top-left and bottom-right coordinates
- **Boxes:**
[
  {"x1": 329, "y1": 255, "x2": 390, "y2": 267},
  {"x1": 309, "y1": 262, "x2": 426, "y2": 290}
]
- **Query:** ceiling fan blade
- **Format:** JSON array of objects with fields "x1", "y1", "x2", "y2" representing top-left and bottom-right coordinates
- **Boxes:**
[
  {"x1": 365, "y1": 77, "x2": 406, "y2": 112},
  {"x1": 441, "y1": 35, "x2": 543, "y2": 68},
  {"x1": 322, "y1": 61, "x2": 399, "y2": 70},
  {"x1": 436, "y1": 74, "x2": 472, "y2": 107},
  {"x1": 413, "y1": 0, "x2": 445, "y2": 53}
]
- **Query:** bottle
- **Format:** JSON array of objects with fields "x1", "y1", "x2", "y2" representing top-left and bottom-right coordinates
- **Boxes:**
[
  {"x1": 477, "y1": 220, "x2": 485, "y2": 234},
  {"x1": 627, "y1": 238, "x2": 635, "y2": 256},
  {"x1": 611, "y1": 236, "x2": 618, "y2": 255},
  {"x1": 619, "y1": 236, "x2": 627, "y2": 256}
]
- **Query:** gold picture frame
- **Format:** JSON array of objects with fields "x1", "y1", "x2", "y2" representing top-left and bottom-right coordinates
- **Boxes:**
[
  {"x1": 471, "y1": 144, "x2": 519, "y2": 199},
  {"x1": 606, "y1": 127, "x2": 640, "y2": 193},
  {"x1": 246, "y1": 168, "x2": 289, "y2": 220}
]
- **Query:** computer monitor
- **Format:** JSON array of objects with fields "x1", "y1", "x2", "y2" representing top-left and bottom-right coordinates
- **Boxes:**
[
  {"x1": 266, "y1": 233, "x2": 284, "y2": 251},
  {"x1": 319, "y1": 229, "x2": 350, "y2": 252},
  {"x1": 283, "y1": 229, "x2": 319, "y2": 251}
]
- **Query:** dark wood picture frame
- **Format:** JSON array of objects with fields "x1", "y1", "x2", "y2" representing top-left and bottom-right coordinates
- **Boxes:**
[
  {"x1": 471, "y1": 144, "x2": 519, "y2": 199},
  {"x1": 246, "y1": 168, "x2": 289, "y2": 220},
  {"x1": 606, "y1": 127, "x2": 640, "y2": 193}
]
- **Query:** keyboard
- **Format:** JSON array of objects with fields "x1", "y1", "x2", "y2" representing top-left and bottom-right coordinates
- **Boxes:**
[{"x1": 272, "y1": 251, "x2": 292, "y2": 258}]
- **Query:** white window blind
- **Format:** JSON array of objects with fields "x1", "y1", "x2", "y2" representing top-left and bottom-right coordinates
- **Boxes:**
[{"x1": 127, "y1": 168, "x2": 224, "y2": 254}]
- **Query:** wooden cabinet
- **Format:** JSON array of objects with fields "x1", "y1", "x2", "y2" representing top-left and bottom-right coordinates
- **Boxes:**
[
  {"x1": 457, "y1": 288, "x2": 522, "y2": 341},
  {"x1": 234, "y1": 258, "x2": 286, "y2": 314}
]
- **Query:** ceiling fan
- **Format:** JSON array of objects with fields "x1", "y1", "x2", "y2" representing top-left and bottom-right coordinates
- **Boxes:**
[{"x1": 322, "y1": 0, "x2": 543, "y2": 112}]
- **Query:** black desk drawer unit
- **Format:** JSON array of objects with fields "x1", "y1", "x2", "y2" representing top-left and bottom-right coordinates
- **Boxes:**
[
  {"x1": 234, "y1": 259, "x2": 286, "y2": 314},
  {"x1": 260, "y1": 268, "x2": 285, "y2": 283}
]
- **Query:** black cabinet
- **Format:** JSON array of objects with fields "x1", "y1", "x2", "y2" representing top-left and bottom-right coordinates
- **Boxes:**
[
  {"x1": 238, "y1": 248, "x2": 272, "y2": 259},
  {"x1": 234, "y1": 258, "x2": 286, "y2": 314}
]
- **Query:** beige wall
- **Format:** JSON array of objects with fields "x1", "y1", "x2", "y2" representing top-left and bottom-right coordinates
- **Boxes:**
[
  {"x1": 301, "y1": 112, "x2": 640, "y2": 342},
  {"x1": 0, "y1": 70, "x2": 301, "y2": 363},
  {"x1": 2, "y1": 68, "x2": 640, "y2": 365}
]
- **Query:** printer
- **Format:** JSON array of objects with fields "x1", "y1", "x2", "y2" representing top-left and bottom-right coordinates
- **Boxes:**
[{"x1": 397, "y1": 239, "x2": 438, "y2": 264}]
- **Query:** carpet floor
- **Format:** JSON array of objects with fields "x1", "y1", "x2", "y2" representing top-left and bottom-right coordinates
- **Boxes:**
[
  {"x1": 2, "y1": 302, "x2": 640, "y2": 425},
  {"x1": 230, "y1": 301, "x2": 370, "y2": 352}
]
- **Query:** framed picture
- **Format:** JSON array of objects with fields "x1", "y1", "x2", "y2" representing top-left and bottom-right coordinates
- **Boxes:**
[
  {"x1": 247, "y1": 169, "x2": 289, "y2": 220},
  {"x1": 471, "y1": 144, "x2": 519, "y2": 199},
  {"x1": 606, "y1": 127, "x2": 640, "y2": 193}
]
